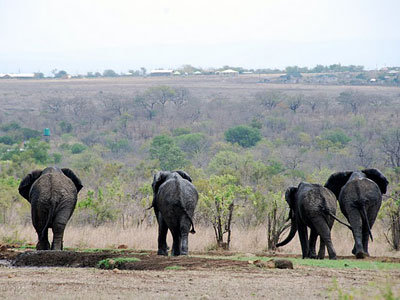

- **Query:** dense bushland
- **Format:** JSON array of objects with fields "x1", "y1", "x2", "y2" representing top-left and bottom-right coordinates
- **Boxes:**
[{"x1": 0, "y1": 78, "x2": 400, "y2": 250}]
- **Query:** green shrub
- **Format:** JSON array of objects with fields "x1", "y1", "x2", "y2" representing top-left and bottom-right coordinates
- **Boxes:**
[
  {"x1": 0, "y1": 135, "x2": 16, "y2": 145},
  {"x1": 71, "y1": 143, "x2": 87, "y2": 154},
  {"x1": 224, "y1": 125, "x2": 261, "y2": 148},
  {"x1": 150, "y1": 135, "x2": 187, "y2": 170},
  {"x1": 172, "y1": 128, "x2": 191, "y2": 136},
  {"x1": 0, "y1": 122, "x2": 20, "y2": 132},
  {"x1": 59, "y1": 121, "x2": 73, "y2": 133},
  {"x1": 175, "y1": 133, "x2": 208, "y2": 157},
  {"x1": 52, "y1": 153, "x2": 62, "y2": 164},
  {"x1": 97, "y1": 257, "x2": 141, "y2": 269}
]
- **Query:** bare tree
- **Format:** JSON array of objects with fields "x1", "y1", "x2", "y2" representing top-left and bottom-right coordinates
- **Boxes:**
[
  {"x1": 171, "y1": 87, "x2": 191, "y2": 108},
  {"x1": 134, "y1": 94, "x2": 158, "y2": 120},
  {"x1": 101, "y1": 94, "x2": 129, "y2": 116},
  {"x1": 337, "y1": 90, "x2": 365, "y2": 115},
  {"x1": 287, "y1": 94, "x2": 303, "y2": 113},
  {"x1": 381, "y1": 128, "x2": 400, "y2": 167},
  {"x1": 255, "y1": 91, "x2": 283, "y2": 111},
  {"x1": 42, "y1": 98, "x2": 66, "y2": 113}
]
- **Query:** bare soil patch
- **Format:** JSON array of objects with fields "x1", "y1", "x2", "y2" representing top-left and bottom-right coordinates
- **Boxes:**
[{"x1": 1, "y1": 246, "x2": 400, "y2": 299}]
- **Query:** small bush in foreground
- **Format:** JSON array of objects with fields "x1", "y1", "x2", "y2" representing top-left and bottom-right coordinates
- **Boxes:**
[{"x1": 97, "y1": 257, "x2": 141, "y2": 269}]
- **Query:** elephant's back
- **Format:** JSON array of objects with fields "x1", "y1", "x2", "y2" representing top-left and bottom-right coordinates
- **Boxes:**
[
  {"x1": 157, "y1": 178, "x2": 198, "y2": 213},
  {"x1": 340, "y1": 178, "x2": 381, "y2": 205},
  {"x1": 301, "y1": 185, "x2": 336, "y2": 214},
  {"x1": 30, "y1": 173, "x2": 77, "y2": 203}
]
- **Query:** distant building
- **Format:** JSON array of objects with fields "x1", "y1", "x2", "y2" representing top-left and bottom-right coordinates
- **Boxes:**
[
  {"x1": 217, "y1": 69, "x2": 239, "y2": 76},
  {"x1": 0, "y1": 73, "x2": 35, "y2": 79},
  {"x1": 149, "y1": 70, "x2": 173, "y2": 76}
]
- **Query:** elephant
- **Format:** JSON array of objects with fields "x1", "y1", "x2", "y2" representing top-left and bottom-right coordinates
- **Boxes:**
[
  {"x1": 18, "y1": 167, "x2": 83, "y2": 250},
  {"x1": 324, "y1": 168, "x2": 388, "y2": 258},
  {"x1": 151, "y1": 170, "x2": 198, "y2": 256},
  {"x1": 276, "y1": 182, "x2": 351, "y2": 259}
]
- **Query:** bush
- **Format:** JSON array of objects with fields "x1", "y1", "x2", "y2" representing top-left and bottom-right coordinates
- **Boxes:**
[
  {"x1": 0, "y1": 135, "x2": 16, "y2": 145},
  {"x1": 106, "y1": 139, "x2": 130, "y2": 153},
  {"x1": 59, "y1": 121, "x2": 73, "y2": 133},
  {"x1": 150, "y1": 135, "x2": 187, "y2": 170},
  {"x1": 1, "y1": 122, "x2": 20, "y2": 132},
  {"x1": 20, "y1": 128, "x2": 41, "y2": 140},
  {"x1": 175, "y1": 133, "x2": 208, "y2": 157},
  {"x1": 71, "y1": 143, "x2": 87, "y2": 154},
  {"x1": 224, "y1": 125, "x2": 261, "y2": 148}
]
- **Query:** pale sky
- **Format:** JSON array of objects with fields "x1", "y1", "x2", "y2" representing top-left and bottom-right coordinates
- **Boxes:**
[{"x1": 0, "y1": 0, "x2": 399, "y2": 74}]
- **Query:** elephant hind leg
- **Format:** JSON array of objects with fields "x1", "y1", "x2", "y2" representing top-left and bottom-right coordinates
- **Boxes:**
[
  {"x1": 308, "y1": 229, "x2": 318, "y2": 259},
  {"x1": 297, "y1": 224, "x2": 309, "y2": 259},
  {"x1": 51, "y1": 223, "x2": 66, "y2": 250},
  {"x1": 36, "y1": 227, "x2": 50, "y2": 250},
  {"x1": 156, "y1": 213, "x2": 169, "y2": 256},
  {"x1": 170, "y1": 227, "x2": 182, "y2": 256},
  {"x1": 313, "y1": 219, "x2": 336, "y2": 260},
  {"x1": 318, "y1": 239, "x2": 326, "y2": 259}
]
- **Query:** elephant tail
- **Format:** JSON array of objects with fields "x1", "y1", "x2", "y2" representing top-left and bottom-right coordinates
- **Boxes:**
[
  {"x1": 360, "y1": 205, "x2": 373, "y2": 241},
  {"x1": 327, "y1": 212, "x2": 352, "y2": 230},
  {"x1": 40, "y1": 202, "x2": 56, "y2": 241},
  {"x1": 175, "y1": 177, "x2": 196, "y2": 234},
  {"x1": 182, "y1": 205, "x2": 196, "y2": 234}
]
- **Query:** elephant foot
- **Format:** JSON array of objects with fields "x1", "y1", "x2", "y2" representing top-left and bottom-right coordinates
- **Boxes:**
[
  {"x1": 355, "y1": 251, "x2": 367, "y2": 259},
  {"x1": 329, "y1": 255, "x2": 337, "y2": 260},
  {"x1": 36, "y1": 241, "x2": 50, "y2": 250},
  {"x1": 171, "y1": 249, "x2": 181, "y2": 256},
  {"x1": 157, "y1": 249, "x2": 168, "y2": 256},
  {"x1": 308, "y1": 251, "x2": 317, "y2": 259}
]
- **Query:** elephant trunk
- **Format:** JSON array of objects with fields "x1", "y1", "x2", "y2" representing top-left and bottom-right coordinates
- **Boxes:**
[{"x1": 276, "y1": 214, "x2": 297, "y2": 248}]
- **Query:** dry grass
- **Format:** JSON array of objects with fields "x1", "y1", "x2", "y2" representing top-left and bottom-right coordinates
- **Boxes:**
[{"x1": 1, "y1": 222, "x2": 399, "y2": 257}]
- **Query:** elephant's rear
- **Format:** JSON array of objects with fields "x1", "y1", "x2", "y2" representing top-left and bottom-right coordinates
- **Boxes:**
[
  {"x1": 157, "y1": 177, "x2": 198, "y2": 231},
  {"x1": 301, "y1": 184, "x2": 336, "y2": 221},
  {"x1": 339, "y1": 178, "x2": 382, "y2": 212},
  {"x1": 30, "y1": 173, "x2": 78, "y2": 231}
]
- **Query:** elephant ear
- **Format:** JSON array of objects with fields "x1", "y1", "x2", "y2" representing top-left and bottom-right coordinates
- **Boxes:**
[
  {"x1": 285, "y1": 187, "x2": 298, "y2": 209},
  {"x1": 18, "y1": 170, "x2": 42, "y2": 201},
  {"x1": 174, "y1": 170, "x2": 192, "y2": 182},
  {"x1": 324, "y1": 171, "x2": 353, "y2": 199},
  {"x1": 62, "y1": 168, "x2": 83, "y2": 193},
  {"x1": 362, "y1": 169, "x2": 389, "y2": 194},
  {"x1": 152, "y1": 171, "x2": 170, "y2": 195}
]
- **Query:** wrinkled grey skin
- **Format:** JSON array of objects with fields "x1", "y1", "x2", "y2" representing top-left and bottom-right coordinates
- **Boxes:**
[
  {"x1": 324, "y1": 169, "x2": 388, "y2": 259},
  {"x1": 18, "y1": 167, "x2": 83, "y2": 250},
  {"x1": 152, "y1": 170, "x2": 198, "y2": 256},
  {"x1": 276, "y1": 182, "x2": 339, "y2": 260}
]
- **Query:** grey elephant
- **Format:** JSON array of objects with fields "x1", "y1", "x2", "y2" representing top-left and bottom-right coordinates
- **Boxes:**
[
  {"x1": 151, "y1": 170, "x2": 198, "y2": 256},
  {"x1": 276, "y1": 182, "x2": 350, "y2": 259},
  {"x1": 18, "y1": 167, "x2": 83, "y2": 250},
  {"x1": 324, "y1": 168, "x2": 388, "y2": 258}
]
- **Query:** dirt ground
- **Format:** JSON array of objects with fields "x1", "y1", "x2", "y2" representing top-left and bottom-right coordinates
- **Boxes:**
[{"x1": 0, "y1": 247, "x2": 400, "y2": 299}]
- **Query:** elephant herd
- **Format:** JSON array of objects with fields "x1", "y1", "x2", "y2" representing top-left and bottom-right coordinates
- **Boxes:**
[{"x1": 17, "y1": 167, "x2": 388, "y2": 260}]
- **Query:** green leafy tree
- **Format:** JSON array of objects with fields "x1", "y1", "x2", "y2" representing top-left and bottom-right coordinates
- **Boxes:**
[
  {"x1": 316, "y1": 129, "x2": 351, "y2": 151},
  {"x1": 71, "y1": 143, "x2": 87, "y2": 154},
  {"x1": 224, "y1": 125, "x2": 261, "y2": 148},
  {"x1": 77, "y1": 189, "x2": 117, "y2": 226},
  {"x1": 0, "y1": 176, "x2": 21, "y2": 224},
  {"x1": 59, "y1": 121, "x2": 73, "y2": 133},
  {"x1": 102, "y1": 69, "x2": 118, "y2": 77},
  {"x1": 150, "y1": 135, "x2": 187, "y2": 170},
  {"x1": 380, "y1": 181, "x2": 400, "y2": 250},
  {"x1": 197, "y1": 174, "x2": 250, "y2": 249},
  {"x1": 175, "y1": 133, "x2": 208, "y2": 158}
]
